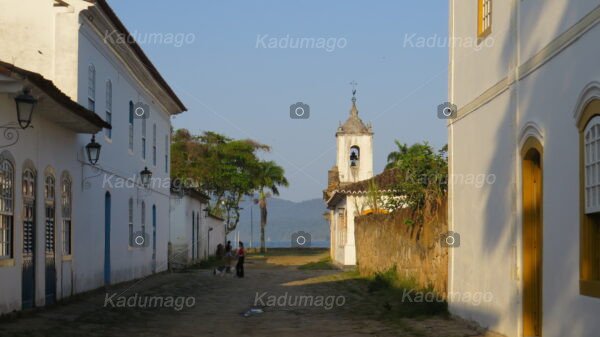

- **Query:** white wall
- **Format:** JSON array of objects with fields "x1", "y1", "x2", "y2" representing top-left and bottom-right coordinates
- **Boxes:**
[
  {"x1": 514, "y1": 27, "x2": 600, "y2": 337},
  {"x1": 169, "y1": 195, "x2": 206, "y2": 266},
  {"x1": 0, "y1": 0, "x2": 181, "y2": 304},
  {"x1": 70, "y1": 18, "x2": 173, "y2": 292},
  {"x1": 331, "y1": 196, "x2": 359, "y2": 266},
  {"x1": 0, "y1": 0, "x2": 89, "y2": 99},
  {"x1": 449, "y1": 91, "x2": 516, "y2": 333},
  {"x1": 205, "y1": 216, "x2": 225, "y2": 259},
  {"x1": 336, "y1": 134, "x2": 374, "y2": 183},
  {"x1": 0, "y1": 94, "x2": 83, "y2": 313},
  {"x1": 449, "y1": 0, "x2": 512, "y2": 109},
  {"x1": 449, "y1": 1, "x2": 600, "y2": 336},
  {"x1": 519, "y1": 0, "x2": 600, "y2": 62},
  {"x1": 169, "y1": 195, "x2": 226, "y2": 264}
]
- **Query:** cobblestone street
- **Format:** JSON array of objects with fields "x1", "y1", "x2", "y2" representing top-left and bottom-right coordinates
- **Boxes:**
[{"x1": 0, "y1": 251, "x2": 495, "y2": 337}]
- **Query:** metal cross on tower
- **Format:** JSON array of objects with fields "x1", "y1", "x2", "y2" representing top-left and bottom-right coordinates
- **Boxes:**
[{"x1": 349, "y1": 80, "x2": 358, "y2": 98}]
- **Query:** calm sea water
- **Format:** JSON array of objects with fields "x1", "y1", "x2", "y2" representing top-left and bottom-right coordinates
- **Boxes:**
[{"x1": 244, "y1": 241, "x2": 330, "y2": 248}]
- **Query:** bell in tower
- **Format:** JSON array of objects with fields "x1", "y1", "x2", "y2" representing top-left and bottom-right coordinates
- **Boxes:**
[{"x1": 350, "y1": 146, "x2": 360, "y2": 167}]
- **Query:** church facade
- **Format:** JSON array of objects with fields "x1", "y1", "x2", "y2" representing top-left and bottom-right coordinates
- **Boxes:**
[{"x1": 324, "y1": 94, "x2": 374, "y2": 266}]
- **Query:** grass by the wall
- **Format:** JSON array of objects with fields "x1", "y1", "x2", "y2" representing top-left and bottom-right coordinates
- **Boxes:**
[
  {"x1": 366, "y1": 267, "x2": 448, "y2": 319},
  {"x1": 298, "y1": 256, "x2": 337, "y2": 270}
]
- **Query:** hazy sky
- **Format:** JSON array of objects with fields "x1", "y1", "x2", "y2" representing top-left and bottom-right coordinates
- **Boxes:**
[{"x1": 108, "y1": 0, "x2": 449, "y2": 202}]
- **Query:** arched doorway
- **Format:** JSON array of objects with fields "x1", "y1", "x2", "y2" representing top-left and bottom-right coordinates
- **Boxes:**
[
  {"x1": 22, "y1": 167, "x2": 36, "y2": 309},
  {"x1": 521, "y1": 137, "x2": 543, "y2": 337},
  {"x1": 44, "y1": 173, "x2": 57, "y2": 305}
]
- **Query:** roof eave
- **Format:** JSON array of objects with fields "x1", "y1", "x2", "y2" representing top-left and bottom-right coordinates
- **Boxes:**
[
  {"x1": 0, "y1": 61, "x2": 111, "y2": 133},
  {"x1": 92, "y1": 0, "x2": 187, "y2": 114}
]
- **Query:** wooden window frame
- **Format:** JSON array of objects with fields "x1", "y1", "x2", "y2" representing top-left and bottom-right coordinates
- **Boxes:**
[
  {"x1": 61, "y1": 174, "x2": 72, "y2": 256},
  {"x1": 578, "y1": 100, "x2": 600, "y2": 298},
  {"x1": 128, "y1": 101, "x2": 134, "y2": 152},
  {"x1": 152, "y1": 124, "x2": 157, "y2": 166},
  {"x1": 477, "y1": 0, "x2": 492, "y2": 40},
  {"x1": 165, "y1": 135, "x2": 169, "y2": 173},
  {"x1": 105, "y1": 80, "x2": 112, "y2": 139},
  {"x1": 141, "y1": 201, "x2": 146, "y2": 236},
  {"x1": 45, "y1": 174, "x2": 56, "y2": 255},
  {"x1": 0, "y1": 157, "x2": 14, "y2": 261},
  {"x1": 88, "y1": 64, "x2": 96, "y2": 112},
  {"x1": 142, "y1": 118, "x2": 147, "y2": 160},
  {"x1": 22, "y1": 167, "x2": 36, "y2": 257},
  {"x1": 128, "y1": 198, "x2": 134, "y2": 247}
]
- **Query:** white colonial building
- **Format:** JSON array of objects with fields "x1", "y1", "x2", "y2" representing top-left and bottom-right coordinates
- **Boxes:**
[
  {"x1": 449, "y1": 1, "x2": 600, "y2": 336},
  {"x1": 324, "y1": 94, "x2": 374, "y2": 266},
  {"x1": 0, "y1": 0, "x2": 186, "y2": 313},
  {"x1": 169, "y1": 189, "x2": 226, "y2": 268},
  {"x1": 0, "y1": 61, "x2": 110, "y2": 313}
]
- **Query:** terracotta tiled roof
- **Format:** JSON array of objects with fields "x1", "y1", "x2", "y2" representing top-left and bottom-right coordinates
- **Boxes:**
[
  {"x1": 324, "y1": 169, "x2": 400, "y2": 208},
  {"x1": 337, "y1": 168, "x2": 400, "y2": 193}
]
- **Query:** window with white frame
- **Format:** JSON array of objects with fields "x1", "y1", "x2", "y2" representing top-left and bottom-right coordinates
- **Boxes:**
[
  {"x1": 152, "y1": 124, "x2": 157, "y2": 166},
  {"x1": 128, "y1": 198, "x2": 134, "y2": 247},
  {"x1": 105, "y1": 80, "x2": 112, "y2": 139},
  {"x1": 0, "y1": 158, "x2": 14, "y2": 258},
  {"x1": 585, "y1": 116, "x2": 600, "y2": 214},
  {"x1": 62, "y1": 174, "x2": 72, "y2": 255},
  {"x1": 88, "y1": 64, "x2": 96, "y2": 112},
  {"x1": 129, "y1": 101, "x2": 134, "y2": 151},
  {"x1": 579, "y1": 105, "x2": 600, "y2": 297}
]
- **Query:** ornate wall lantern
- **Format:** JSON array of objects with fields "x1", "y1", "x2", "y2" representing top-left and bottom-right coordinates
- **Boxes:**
[
  {"x1": 14, "y1": 88, "x2": 37, "y2": 129},
  {"x1": 140, "y1": 166, "x2": 152, "y2": 188},
  {"x1": 85, "y1": 135, "x2": 101, "y2": 165}
]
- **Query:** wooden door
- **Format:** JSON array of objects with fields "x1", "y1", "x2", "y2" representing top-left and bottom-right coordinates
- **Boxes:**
[
  {"x1": 22, "y1": 169, "x2": 36, "y2": 309},
  {"x1": 44, "y1": 175, "x2": 56, "y2": 305},
  {"x1": 522, "y1": 145, "x2": 543, "y2": 337}
]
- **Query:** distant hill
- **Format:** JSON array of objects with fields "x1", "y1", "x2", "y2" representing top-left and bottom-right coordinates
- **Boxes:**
[{"x1": 229, "y1": 198, "x2": 329, "y2": 248}]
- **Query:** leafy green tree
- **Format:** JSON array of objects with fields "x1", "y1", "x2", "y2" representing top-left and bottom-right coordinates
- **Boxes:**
[
  {"x1": 385, "y1": 141, "x2": 448, "y2": 221},
  {"x1": 171, "y1": 129, "x2": 288, "y2": 235},
  {"x1": 385, "y1": 140, "x2": 409, "y2": 169}
]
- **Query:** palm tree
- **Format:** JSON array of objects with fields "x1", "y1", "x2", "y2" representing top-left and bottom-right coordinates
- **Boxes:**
[
  {"x1": 385, "y1": 140, "x2": 409, "y2": 169},
  {"x1": 255, "y1": 161, "x2": 289, "y2": 253}
]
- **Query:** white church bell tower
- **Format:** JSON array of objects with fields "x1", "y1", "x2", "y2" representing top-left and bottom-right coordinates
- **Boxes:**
[{"x1": 335, "y1": 89, "x2": 373, "y2": 183}]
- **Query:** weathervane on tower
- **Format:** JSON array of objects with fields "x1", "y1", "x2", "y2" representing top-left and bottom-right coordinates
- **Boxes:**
[{"x1": 350, "y1": 80, "x2": 358, "y2": 103}]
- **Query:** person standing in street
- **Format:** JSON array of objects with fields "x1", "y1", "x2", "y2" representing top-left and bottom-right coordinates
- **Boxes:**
[
  {"x1": 236, "y1": 241, "x2": 245, "y2": 278},
  {"x1": 213, "y1": 243, "x2": 225, "y2": 276},
  {"x1": 225, "y1": 241, "x2": 233, "y2": 273}
]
